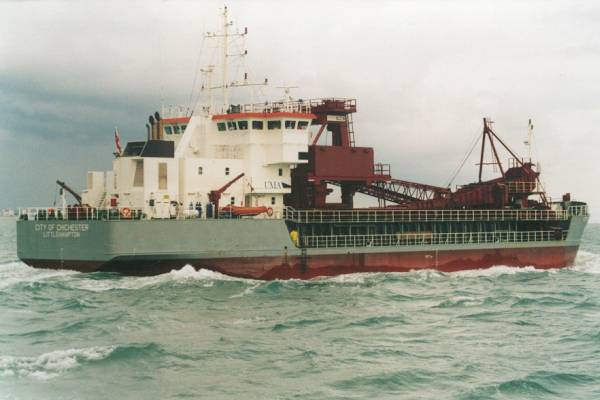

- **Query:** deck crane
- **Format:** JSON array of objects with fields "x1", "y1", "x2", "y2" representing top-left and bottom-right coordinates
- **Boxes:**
[
  {"x1": 56, "y1": 180, "x2": 82, "y2": 205},
  {"x1": 208, "y1": 173, "x2": 245, "y2": 218}
]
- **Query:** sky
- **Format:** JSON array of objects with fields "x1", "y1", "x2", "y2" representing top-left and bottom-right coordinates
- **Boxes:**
[{"x1": 0, "y1": 0, "x2": 599, "y2": 221}]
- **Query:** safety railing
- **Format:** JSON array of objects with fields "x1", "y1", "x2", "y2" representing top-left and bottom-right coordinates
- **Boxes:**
[
  {"x1": 505, "y1": 181, "x2": 539, "y2": 193},
  {"x1": 231, "y1": 98, "x2": 356, "y2": 114},
  {"x1": 18, "y1": 207, "x2": 144, "y2": 221},
  {"x1": 284, "y1": 205, "x2": 587, "y2": 224},
  {"x1": 302, "y1": 230, "x2": 568, "y2": 249}
]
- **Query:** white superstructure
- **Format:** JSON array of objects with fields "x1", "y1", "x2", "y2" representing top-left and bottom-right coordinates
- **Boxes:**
[{"x1": 82, "y1": 102, "x2": 315, "y2": 219}]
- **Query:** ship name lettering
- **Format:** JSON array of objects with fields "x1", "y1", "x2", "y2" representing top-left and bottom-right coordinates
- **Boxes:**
[{"x1": 38, "y1": 223, "x2": 89, "y2": 239}]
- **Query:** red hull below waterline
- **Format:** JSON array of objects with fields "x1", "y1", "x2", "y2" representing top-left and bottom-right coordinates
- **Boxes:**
[{"x1": 22, "y1": 245, "x2": 580, "y2": 280}]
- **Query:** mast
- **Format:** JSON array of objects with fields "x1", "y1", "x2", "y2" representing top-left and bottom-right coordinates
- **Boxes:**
[
  {"x1": 203, "y1": 7, "x2": 267, "y2": 114},
  {"x1": 221, "y1": 6, "x2": 230, "y2": 112},
  {"x1": 525, "y1": 118, "x2": 533, "y2": 161}
]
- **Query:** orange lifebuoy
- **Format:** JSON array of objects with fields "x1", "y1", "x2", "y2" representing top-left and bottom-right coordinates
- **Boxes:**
[
  {"x1": 266, "y1": 207, "x2": 274, "y2": 217},
  {"x1": 121, "y1": 207, "x2": 132, "y2": 218}
]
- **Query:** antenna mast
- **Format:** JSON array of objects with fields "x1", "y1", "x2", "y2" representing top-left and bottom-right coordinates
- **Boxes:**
[
  {"x1": 203, "y1": 6, "x2": 267, "y2": 114},
  {"x1": 525, "y1": 118, "x2": 534, "y2": 161}
]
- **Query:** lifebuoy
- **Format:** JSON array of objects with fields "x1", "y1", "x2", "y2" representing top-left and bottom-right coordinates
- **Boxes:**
[
  {"x1": 266, "y1": 207, "x2": 274, "y2": 217},
  {"x1": 121, "y1": 207, "x2": 132, "y2": 218}
]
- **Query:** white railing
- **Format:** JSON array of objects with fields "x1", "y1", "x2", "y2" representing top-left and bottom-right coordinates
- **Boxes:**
[
  {"x1": 302, "y1": 230, "x2": 567, "y2": 248},
  {"x1": 284, "y1": 205, "x2": 587, "y2": 224},
  {"x1": 229, "y1": 98, "x2": 356, "y2": 115},
  {"x1": 18, "y1": 207, "x2": 144, "y2": 221}
]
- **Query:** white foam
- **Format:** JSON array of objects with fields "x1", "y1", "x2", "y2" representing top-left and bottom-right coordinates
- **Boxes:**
[
  {"x1": 67, "y1": 265, "x2": 249, "y2": 292},
  {"x1": 448, "y1": 265, "x2": 543, "y2": 278},
  {"x1": 318, "y1": 271, "x2": 397, "y2": 284},
  {"x1": 0, "y1": 346, "x2": 115, "y2": 380},
  {"x1": 571, "y1": 250, "x2": 600, "y2": 274},
  {"x1": 230, "y1": 282, "x2": 261, "y2": 298},
  {"x1": 0, "y1": 261, "x2": 78, "y2": 290},
  {"x1": 168, "y1": 264, "x2": 238, "y2": 281}
]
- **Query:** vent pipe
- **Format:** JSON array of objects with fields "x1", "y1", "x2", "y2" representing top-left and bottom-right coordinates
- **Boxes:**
[
  {"x1": 154, "y1": 112, "x2": 161, "y2": 140},
  {"x1": 148, "y1": 115, "x2": 155, "y2": 140}
]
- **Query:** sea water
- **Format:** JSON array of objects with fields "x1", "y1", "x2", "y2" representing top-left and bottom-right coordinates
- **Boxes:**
[{"x1": 1, "y1": 218, "x2": 599, "y2": 399}]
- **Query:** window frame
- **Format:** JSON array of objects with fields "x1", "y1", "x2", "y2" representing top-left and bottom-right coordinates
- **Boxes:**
[
  {"x1": 252, "y1": 120, "x2": 264, "y2": 130},
  {"x1": 217, "y1": 122, "x2": 227, "y2": 132},
  {"x1": 284, "y1": 120, "x2": 296, "y2": 129},
  {"x1": 267, "y1": 120, "x2": 281, "y2": 130}
]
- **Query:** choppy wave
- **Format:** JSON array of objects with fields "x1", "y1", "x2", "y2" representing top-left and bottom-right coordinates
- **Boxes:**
[
  {"x1": 0, "y1": 346, "x2": 115, "y2": 380},
  {"x1": 0, "y1": 261, "x2": 78, "y2": 290},
  {"x1": 572, "y1": 250, "x2": 600, "y2": 274},
  {"x1": 0, "y1": 263, "x2": 251, "y2": 293}
]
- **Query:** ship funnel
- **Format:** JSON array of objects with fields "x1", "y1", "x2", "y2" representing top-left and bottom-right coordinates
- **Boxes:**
[
  {"x1": 154, "y1": 112, "x2": 162, "y2": 139},
  {"x1": 149, "y1": 115, "x2": 156, "y2": 140}
]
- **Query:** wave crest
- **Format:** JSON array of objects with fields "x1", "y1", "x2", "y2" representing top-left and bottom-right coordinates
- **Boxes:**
[{"x1": 0, "y1": 346, "x2": 115, "y2": 380}]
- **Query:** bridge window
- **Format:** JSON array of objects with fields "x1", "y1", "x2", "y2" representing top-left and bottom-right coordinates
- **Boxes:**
[
  {"x1": 298, "y1": 121, "x2": 309, "y2": 130},
  {"x1": 252, "y1": 120, "x2": 263, "y2": 130},
  {"x1": 278, "y1": 168, "x2": 283, "y2": 176},
  {"x1": 238, "y1": 120, "x2": 248, "y2": 130},
  {"x1": 173, "y1": 125, "x2": 180, "y2": 134},
  {"x1": 268, "y1": 120, "x2": 281, "y2": 130},
  {"x1": 164, "y1": 125, "x2": 173, "y2": 135},
  {"x1": 180, "y1": 124, "x2": 187, "y2": 132},
  {"x1": 225, "y1": 167, "x2": 230, "y2": 176},
  {"x1": 285, "y1": 120, "x2": 296, "y2": 129},
  {"x1": 227, "y1": 121, "x2": 237, "y2": 131},
  {"x1": 217, "y1": 122, "x2": 226, "y2": 132}
]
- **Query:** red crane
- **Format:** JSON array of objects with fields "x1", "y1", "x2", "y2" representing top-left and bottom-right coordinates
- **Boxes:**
[{"x1": 208, "y1": 173, "x2": 245, "y2": 218}]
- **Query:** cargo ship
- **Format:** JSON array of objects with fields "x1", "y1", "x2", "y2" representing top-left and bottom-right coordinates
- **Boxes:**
[{"x1": 16, "y1": 8, "x2": 589, "y2": 279}]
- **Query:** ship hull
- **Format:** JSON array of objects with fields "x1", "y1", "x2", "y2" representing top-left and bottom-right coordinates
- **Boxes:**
[
  {"x1": 21, "y1": 245, "x2": 579, "y2": 279},
  {"x1": 16, "y1": 216, "x2": 588, "y2": 280}
]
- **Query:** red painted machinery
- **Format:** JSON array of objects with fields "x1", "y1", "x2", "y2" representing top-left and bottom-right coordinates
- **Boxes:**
[{"x1": 285, "y1": 100, "x2": 547, "y2": 210}]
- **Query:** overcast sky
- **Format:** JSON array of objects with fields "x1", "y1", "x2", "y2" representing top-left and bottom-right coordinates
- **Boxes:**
[{"x1": 1, "y1": 0, "x2": 599, "y2": 220}]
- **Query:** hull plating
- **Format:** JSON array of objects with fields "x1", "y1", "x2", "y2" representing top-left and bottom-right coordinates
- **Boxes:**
[{"x1": 22, "y1": 245, "x2": 580, "y2": 280}]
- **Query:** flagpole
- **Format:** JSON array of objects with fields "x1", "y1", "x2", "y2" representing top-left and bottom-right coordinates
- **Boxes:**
[{"x1": 114, "y1": 126, "x2": 122, "y2": 157}]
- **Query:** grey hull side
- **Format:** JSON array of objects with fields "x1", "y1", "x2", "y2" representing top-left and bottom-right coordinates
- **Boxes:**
[{"x1": 16, "y1": 215, "x2": 589, "y2": 279}]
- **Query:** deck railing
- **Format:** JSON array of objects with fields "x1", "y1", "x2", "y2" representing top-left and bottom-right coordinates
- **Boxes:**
[
  {"x1": 18, "y1": 207, "x2": 144, "y2": 221},
  {"x1": 284, "y1": 206, "x2": 587, "y2": 224},
  {"x1": 19, "y1": 204, "x2": 588, "y2": 223},
  {"x1": 302, "y1": 230, "x2": 567, "y2": 248}
]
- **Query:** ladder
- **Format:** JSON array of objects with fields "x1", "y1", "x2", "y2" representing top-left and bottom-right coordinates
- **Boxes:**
[
  {"x1": 347, "y1": 113, "x2": 356, "y2": 147},
  {"x1": 97, "y1": 191, "x2": 107, "y2": 208}
]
